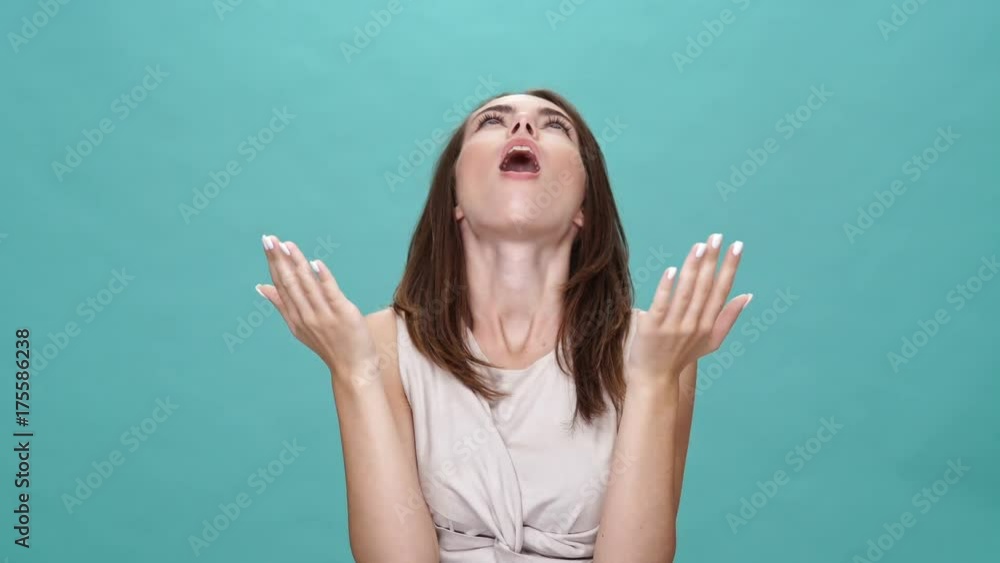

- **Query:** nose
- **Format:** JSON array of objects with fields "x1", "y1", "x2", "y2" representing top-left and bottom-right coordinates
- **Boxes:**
[{"x1": 508, "y1": 113, "x2": 535, "y2": 137}]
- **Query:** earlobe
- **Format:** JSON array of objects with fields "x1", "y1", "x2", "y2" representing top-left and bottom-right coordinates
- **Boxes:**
[
  {"x1": 454, "y1": 206, "x2": 465, "y2": 221},
  {"x1": 573, "y1": 210, "x2": 584, "y2": 229}
]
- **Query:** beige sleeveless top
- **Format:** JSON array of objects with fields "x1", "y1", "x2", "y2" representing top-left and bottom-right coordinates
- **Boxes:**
[{"x1": 394, "y1": 308, "x2": 641, "y2": 562}]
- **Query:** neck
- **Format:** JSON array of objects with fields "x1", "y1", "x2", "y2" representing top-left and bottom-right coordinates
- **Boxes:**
[{"x1": 461, "y1": 223, "x2": 575, "y2": 357}]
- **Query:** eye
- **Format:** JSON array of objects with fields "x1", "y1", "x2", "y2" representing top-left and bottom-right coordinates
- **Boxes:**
[
  {"x1": 544, "y1": 116, "x2": 573, "y2": 135},
  {"x1": 475, "y1": 112, "x2": 505, "y2": 130}
]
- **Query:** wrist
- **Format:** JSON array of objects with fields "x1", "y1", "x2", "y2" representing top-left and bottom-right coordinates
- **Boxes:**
[
  {"x1": 329, "y1": 360, "x2": 382, "y2": 390},
  {"x1": 626, "y1": 369, "x2": 682, "y2": 400}
]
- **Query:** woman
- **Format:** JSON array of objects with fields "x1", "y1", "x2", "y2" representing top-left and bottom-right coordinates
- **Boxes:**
[{"x1": 255, "y1": 89, "x2": 750, "y2": 562}]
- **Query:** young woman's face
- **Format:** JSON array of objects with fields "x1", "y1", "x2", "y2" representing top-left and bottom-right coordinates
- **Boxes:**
[{"x1": 453, "y1": 94, "x2": 586, "y2": 237}]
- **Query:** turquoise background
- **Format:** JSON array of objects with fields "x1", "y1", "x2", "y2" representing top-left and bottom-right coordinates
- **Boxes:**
[{"x1": 2, "y1": 0, "x2": 997, "y2": 561}]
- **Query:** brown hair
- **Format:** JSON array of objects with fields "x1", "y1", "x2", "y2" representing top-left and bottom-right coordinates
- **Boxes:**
[{"x1": 391, "y1": 89, "x2": 633, "y2": 426}]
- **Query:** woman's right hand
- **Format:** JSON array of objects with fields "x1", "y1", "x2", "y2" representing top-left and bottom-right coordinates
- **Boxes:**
[{"x1": 257, "y1": 234, "x2": 377, "y2": 381}]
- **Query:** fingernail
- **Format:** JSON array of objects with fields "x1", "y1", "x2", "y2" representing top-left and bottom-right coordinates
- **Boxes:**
[
  {"x1": 742, "y1": 293, "x2": 753, "y2": 310},
  {"x1": 695, "y1": 243, "x2": 706, "y2": 258},
  {"x1": 666, "y1": 267, "x2": 677, "y2": 280},
  {"x1": 255, "y1": 284, "x2": 266, "y2": 299},
  {"x1": 279, "y1": 241, "x2": 291, "y2": 256},
  {"x1": 710, "y1": 233, "x2": 723, "y2": 249},
  {"x1": 261, "y1": 235, "x2": 274, "y2": 251},
  {"x1": 310, "y1": 260, "x2": 320, "y2": 274},
  {"x1": 733, "y1": 241, "x2": 744, "y2": 256}
]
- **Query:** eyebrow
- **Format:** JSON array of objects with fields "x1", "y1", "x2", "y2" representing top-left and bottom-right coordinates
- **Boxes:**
[{"x1": 471, "y1": 104, "x2": 574, "y2": 127}]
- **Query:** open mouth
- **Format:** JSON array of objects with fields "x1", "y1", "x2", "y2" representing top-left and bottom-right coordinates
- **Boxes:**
[{"x1": 499, "y1": 145, "x2": 541, "y2": 174}]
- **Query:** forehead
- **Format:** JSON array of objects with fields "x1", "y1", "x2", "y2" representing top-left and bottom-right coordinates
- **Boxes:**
[{"x1": 467, "y1": 94, "x2": 566, "y2": 121}]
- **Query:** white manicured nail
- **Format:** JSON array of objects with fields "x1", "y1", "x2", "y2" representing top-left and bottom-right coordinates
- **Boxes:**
[
  {"x1": 695, "y1": 243, "x2": 706, "y2": 258},
  {"x1": 732, "y1": 241, "x2": 744, "y2": 256},
  {"x1": 261, "y1": 235, "x2": 274, "y2": 250},
  {"x1": 710, "y1": 233, "x2": 723, "y2": 249},
  {"x1": 255, "y1": 284, "x2": 266, "y2": 299},
  {"x1": 310, "y1": 260, "x2": 320, "y2": 274},
  {"x1": 742, "y1": 293, "x2": 753, "y2": 310},
  {"x1": 666, "y1": 267, "x2": 677, "y2": 280},
  {"x1": 279, "y1": 241, "x2": 291, "y2": 256}
]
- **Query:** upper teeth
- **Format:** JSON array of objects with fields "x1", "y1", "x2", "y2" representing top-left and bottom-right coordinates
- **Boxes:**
[{"x1": 506, "y1": 145, "x2": 533, "y2": 156}]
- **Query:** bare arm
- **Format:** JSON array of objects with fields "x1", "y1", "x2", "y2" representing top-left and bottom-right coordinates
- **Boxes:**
[
  {"x1": 592, "y1": 376, "x2": 679, "y2": 563},
  {"x1": 594, "y1": 233, "x2": 746, "y2": 563},
  {"x1": 334, "y1": 308, "x2": 439, "y2": 563},
  {"x1": 673, "y1": 362, "x2": 698, "y2": 513}
]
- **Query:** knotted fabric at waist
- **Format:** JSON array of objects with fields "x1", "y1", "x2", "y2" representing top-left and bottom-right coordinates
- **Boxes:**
[{"x1": 436, "y1": 523, "x2": 598, "y2": 562}]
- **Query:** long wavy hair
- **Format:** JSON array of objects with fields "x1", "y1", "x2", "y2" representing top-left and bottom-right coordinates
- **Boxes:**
[{"x1": 391, "y1": 89, "x2": 633, "y2": 426}]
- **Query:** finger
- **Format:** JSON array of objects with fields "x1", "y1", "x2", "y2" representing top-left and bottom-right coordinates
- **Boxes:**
[
  {"x1": 706, "y1": 294, "x2": 752, "y2": 351},
  {"x1": 310, "y1": 257, "x2": 348, "y2": 311},
  {"x1": 683, "y1": 233, "x2": 724, "y2": 328},
  {"x1": 272, "y1": 238, "x2": 324, "y2": 324},
  {"x1": 664, "y1": 241, "x2": 707, "y2": 326},
  {"x1": 283, "y1": 240, "x2": 333, "y2": 318},
  {"x1": 701, "y1": 240, "x2": 744, "y2": 328},
  {"x1": 255, "y1": 283, "x2": 283, "y2": 307},
  {"x1": 263, "y1": 234, "x2": 303, "y2": 329},
  {"x1": 647, "y1": 266, "x2": 679, "y2": 323}
]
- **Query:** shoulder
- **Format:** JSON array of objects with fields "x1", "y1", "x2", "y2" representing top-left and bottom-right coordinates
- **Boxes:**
[{"x1": 364, "y1": 306, "x2": 398, "y2": 345}]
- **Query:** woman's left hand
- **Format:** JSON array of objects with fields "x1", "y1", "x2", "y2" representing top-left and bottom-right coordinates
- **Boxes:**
[{"x1": 627, "y1": 233, "x2": 751, "y2": 383}]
